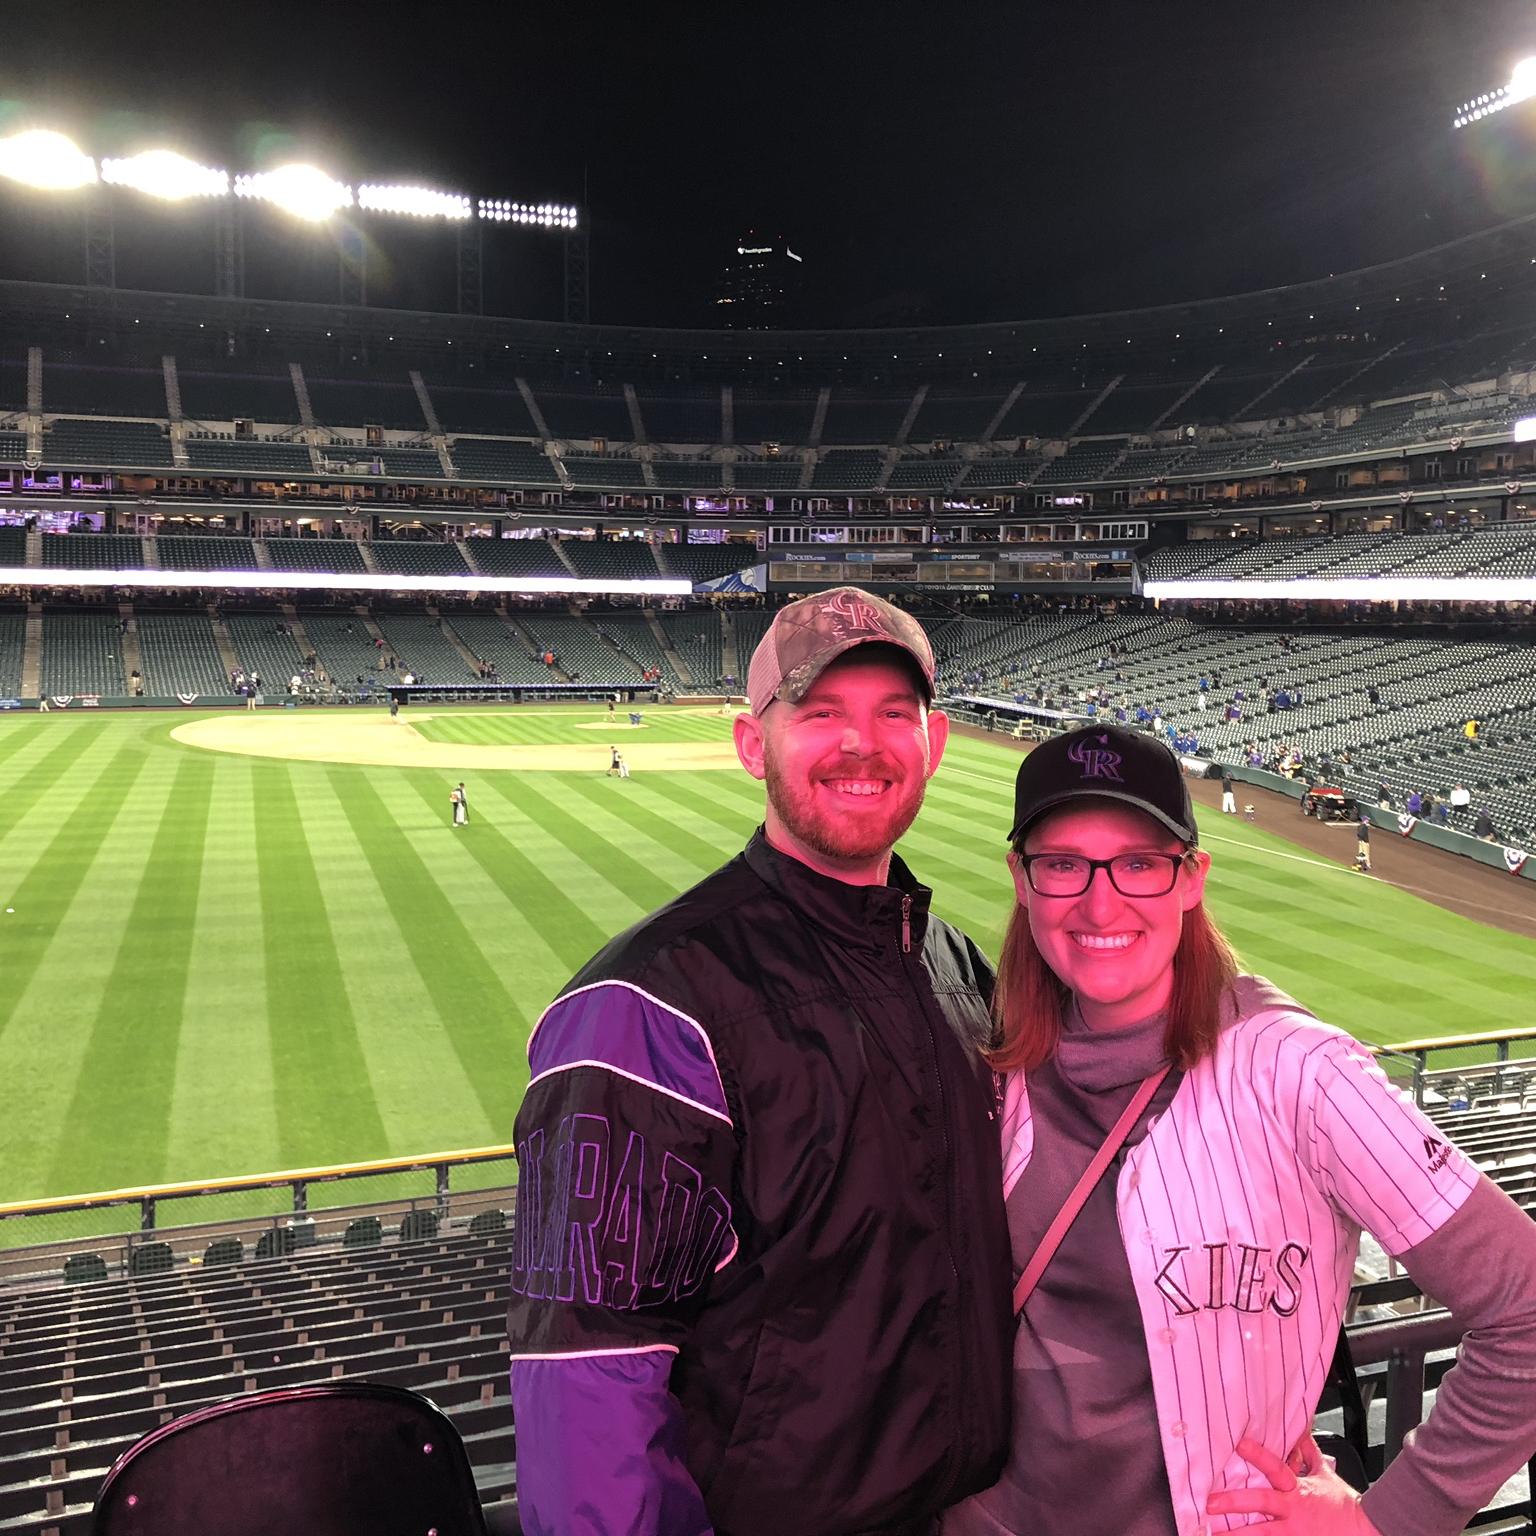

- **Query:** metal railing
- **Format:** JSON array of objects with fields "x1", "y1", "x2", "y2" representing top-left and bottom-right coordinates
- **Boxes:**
[
  {"x1": 0, "y1": 1143, "x2": 517, "y2": 1284},
  {"x1": 1349, "y1": 1308, "x2": 1534, "y2": 1531},
  {"x1": 1374, "y1": 1026, "x2": 1536, "y2": 1105}
]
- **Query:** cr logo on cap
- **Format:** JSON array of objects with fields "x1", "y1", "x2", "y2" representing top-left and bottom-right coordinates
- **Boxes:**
[
  {"x1": 1069, "y1": 734, "x2": 1123, "y2": 782},
  {"x1": 824, "y1": 590, "x2": 889, "y2": 638}
]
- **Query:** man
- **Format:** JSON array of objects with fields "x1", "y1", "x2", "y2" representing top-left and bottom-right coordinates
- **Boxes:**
[
  {"x1": 606, "y1": 745, "x2": 621, "y2": 777},
  {"x1": 1355, "y1": 813, "x2": 1372, "y2": 873},
  {"x1": 1450, "y1": 782, "x2": 1471, "y2": 819},
  {"x1": 508, "y1": 587, "x2": 1012, "y2": 1536},
  {"x1": 1220, "y1": 766, "x2": 1236, "y2": 815}
]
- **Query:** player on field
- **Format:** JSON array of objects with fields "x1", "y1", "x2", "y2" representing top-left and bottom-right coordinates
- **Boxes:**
[
  {"x1": 508, "y1": 588, "x2": 1012, "y2": 1535},
  {"x1": 1219, "y1": 765, "x2": 1236, "y2": 814},
  {"x1": 942, "y1": 723, "x2": 1536, "y2": 1536}
]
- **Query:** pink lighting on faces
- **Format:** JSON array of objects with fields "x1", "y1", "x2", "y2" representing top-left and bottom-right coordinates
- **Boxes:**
[
  {"x1": 1011, "y1": 801, "x2": 1208, "y2": 1033},
  {"x1": 734, "y1": 649, "x2": 947, "y2": 887}
]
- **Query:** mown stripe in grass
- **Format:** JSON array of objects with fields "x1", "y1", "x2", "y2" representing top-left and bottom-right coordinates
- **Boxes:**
[
  {"x1": 642, "y1": 772, "x2": 761, "y2": 843},
  {"x1": 403, "y1": 770, "x2": 612, "y2": 976},
  {"x1": 327, "y1": 767, "x2": 523, "y2": 1135},
  {"x1": 476, "y1": 774, "x2": 676, "y2": 915},
  {"x1": 0, "y1": 724, "x2": 101, "y2": 840},
  {"x1": 45, "y1": 754, "x2": 216, "y2": 1194},
  {"x1": 0, "y1": 745, "x2": 149, "y2": 1041},
  {"x1": 558, "y1": 773, "x2": 740, "y2": 875},
  {"x1": 254, "y1": 762, "x2": 390, "y2": 1167}
]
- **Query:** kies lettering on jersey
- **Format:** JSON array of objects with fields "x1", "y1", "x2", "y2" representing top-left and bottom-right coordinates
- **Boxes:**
[{"x1": 998, "y1": 994, "x2": 1478, "y2": 1534}]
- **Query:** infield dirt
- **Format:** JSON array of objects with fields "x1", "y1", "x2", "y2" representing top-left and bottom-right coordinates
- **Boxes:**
[{"x1": 171, "y1": 712, "x2": 740, "y2": 772}]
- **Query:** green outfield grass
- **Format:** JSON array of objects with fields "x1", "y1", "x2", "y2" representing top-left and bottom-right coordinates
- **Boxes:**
[{"x1": 1, "y1": 703, "x2": 1533, "y2": 1209}]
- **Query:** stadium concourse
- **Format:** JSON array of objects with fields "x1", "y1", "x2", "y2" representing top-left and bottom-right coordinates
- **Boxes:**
[{"x1": 5, "y1": 215, "x2": 1536, "y2": 1531}]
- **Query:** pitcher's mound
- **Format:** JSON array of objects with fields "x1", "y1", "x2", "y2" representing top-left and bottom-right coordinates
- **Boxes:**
[{"x1": 171, "y1": 713, "x2": 738, "y2": 771}]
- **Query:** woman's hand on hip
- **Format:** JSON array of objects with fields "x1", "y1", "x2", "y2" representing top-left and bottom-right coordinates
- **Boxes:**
[{"x1": 1206, "y1": 1436, "x2": 1382, "y2": 1533}]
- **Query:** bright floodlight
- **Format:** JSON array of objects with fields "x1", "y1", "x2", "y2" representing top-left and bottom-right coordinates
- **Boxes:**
[
  {"x1": 1453, "y1": 56, "x2": 1536, "y2": 126},
  {"x1": 1513, "y1": 415, "x2": 1536, "y2": 442},
  {"x1": 100, "y1": 149, "x2": 228, "y2": 200},
  {"x1": 234, "y1": 164, "x2": 352, "y2": 221},
  {"x1": 0, "y1": 129, "x2": 97, "y2": 190},
  {"x1": 357, "y1": 183, "x2": 471, "y2": 219},
  {"x1": 477, "y1": 197, "x2": 577, "y2": 228}
]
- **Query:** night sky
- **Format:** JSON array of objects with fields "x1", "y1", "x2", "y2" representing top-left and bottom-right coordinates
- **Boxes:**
[{"x1": 9, "y1": 0, "x2": 1536, "y2": 328}]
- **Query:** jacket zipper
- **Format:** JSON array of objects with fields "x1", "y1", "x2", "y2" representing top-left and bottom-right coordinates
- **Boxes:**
[{"x1": 901, "y1": 894, "x2": 965, "y2": 1506}]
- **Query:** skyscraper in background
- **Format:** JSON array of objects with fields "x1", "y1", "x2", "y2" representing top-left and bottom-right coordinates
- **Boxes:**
[{"x1": 712, "y1": 231, "x2": 803, "y2": 327}]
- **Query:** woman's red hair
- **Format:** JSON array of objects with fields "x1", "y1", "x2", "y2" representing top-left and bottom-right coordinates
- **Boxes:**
[{"x1": 989, "y1": 869, "x2": 1240, "y2": 1074}]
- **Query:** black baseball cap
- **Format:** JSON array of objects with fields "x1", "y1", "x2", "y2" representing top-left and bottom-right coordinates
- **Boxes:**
[{"x1": 1009, "y1": 724, "x2": 1198, "y2": 846}]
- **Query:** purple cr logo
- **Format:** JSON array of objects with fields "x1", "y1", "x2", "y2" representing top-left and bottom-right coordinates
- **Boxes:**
[{"x1": 1068, "y1": 734, "x2": 1123, "y2": 782}]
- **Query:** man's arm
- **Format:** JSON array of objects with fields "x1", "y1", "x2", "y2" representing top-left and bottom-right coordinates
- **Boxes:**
[{"x1": 509, "y1": 978, "x2": 737, "y2": 1536}]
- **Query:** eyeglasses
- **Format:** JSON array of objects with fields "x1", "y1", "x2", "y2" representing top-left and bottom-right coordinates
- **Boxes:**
[{"x1": 1018, "y1": 851, "x2": 1191, "y2": 898}]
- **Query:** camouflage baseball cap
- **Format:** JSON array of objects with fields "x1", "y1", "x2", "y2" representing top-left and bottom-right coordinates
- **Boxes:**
[{"x1": 747, "y1": 587, "x2": 936, "y2": 716}]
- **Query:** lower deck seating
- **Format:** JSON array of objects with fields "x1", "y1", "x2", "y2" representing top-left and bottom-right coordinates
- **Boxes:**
[
  {"x1": 371, "y1": 613, "x2": 477, "y2": 684},
  {"x1": 0, "y1": 1226, "x2": 515, "y2": 1534},
  {"x1": 39, "y1": 611, "x2": 125, "y2": 696},
  {"x1": 301, "y1": 614, "x2": 392, "y2": 690},
  {"x1": 135, "y1": 613, "x2": 229, "y2": 696},
  {"x1": 441, "y1": 612, "x2": 550, "y2": 684},
  {"x1": 223, "y1": 612, "x2": 308, "y2": 687},
  {"x1": 0, "y1": 606, "x2": 25, "y2": 694}
]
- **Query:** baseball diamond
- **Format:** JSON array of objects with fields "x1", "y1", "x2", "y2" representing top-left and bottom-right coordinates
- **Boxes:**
[{"x1": 1, "y1": 703, "x2": 1533, "y2": 1210}]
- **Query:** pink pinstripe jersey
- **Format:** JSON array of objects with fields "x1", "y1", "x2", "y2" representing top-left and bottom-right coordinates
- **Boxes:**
[{"x1": 999, "y1": 985, "x2": 1478, "y2": 1536}]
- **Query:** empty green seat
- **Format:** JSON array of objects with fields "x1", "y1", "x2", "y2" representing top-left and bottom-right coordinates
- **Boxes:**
[
  {"x1": 343, "y1": 1216, "x2": 383, "y2": 1249},
  {"x1": 129, "y1": 1241, "x2": 174, "y2": 1278},
  {"x1": 398, "y1": 1209, "x2": 440, "y2": 1243},
  {"x1": 203, "y1": 1237, "x2": 244, "y2": 1267},
  {"x1": 64, "y1": 1252, "x2": 109, "y2": 1285}
]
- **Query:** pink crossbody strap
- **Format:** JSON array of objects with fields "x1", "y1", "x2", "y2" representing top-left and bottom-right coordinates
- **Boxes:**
[{"x1": 1011, "y1": 1064, "x2": 1172, "y2": 1316}]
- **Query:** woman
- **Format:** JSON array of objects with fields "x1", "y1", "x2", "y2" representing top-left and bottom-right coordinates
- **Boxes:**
[{"x1": 944, "y1": 723, "x2": 1536, "y2": 1536}]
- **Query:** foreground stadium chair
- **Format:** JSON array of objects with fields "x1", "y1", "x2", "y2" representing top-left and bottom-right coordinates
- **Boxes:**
[
  {"x1": 128, "y1": 1241, "x2": 174, "y2": 1278},
  {"x1": 64, "y1": 1251, "x2": 109, "y2": 1285},
  {"x1": 399, "y1": 1208, "x2": 440, "y2": 1243},
  {"x1": 468, "y1": 1208, "x2": 506, "y2": 1235},
  {"x1": 254, "y1": 1227, "x2": 296, "y2": 1262},
  {"x1": 343, "y1": 1215, "x2": 383, "y2": 1249},
  {"x1": 91, "y1": 1383, "x2": 492, "y2": 1535},
  {"x1": 202, "y1": 1236, "x2": 244, "y2": 1267}
]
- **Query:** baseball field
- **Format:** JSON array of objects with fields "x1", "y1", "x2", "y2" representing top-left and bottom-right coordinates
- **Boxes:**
[{"x1": 2, "y1": 703, "x2": 1533, "y2": 1214}]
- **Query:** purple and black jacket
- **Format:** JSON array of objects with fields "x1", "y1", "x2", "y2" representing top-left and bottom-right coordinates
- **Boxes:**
[{"x1": 508, "y1": 828, "x2": 1013, "y2": 1535}]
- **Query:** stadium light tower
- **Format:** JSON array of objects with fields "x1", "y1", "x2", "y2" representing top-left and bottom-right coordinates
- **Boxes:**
[
  {"x1": 100, "y1": 150, "x2": 228, "y2": 200},
  {"x1": 0, "y1": 129, "x2": 97, "y2": 190},
  {"x1": 1451, "y1": 56, "x2": 1536, "y2": 126},
  {"x1": 0, "y1": 124, "x2": 584, "y2": 316}
]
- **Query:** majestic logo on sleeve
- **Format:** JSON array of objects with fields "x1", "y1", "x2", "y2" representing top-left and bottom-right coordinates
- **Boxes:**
[
  {"x1": 1068, "y1": 733, "x2": 1124, "y2": 782},
  {"x1": 1154, "y1": 1240, "x2": 1311, "y2": 1317},
  {"x1": 511, "y1": 1114, "x2": 733, "y2": 1310},
  {"x1": 1423, "y1": 1136, "x2": 1451, "y2": 1174}
]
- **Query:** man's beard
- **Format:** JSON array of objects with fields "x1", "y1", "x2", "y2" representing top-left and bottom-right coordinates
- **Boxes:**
[{"x1": 762, "y1": 743, "x2": 929, "y2": 865}]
